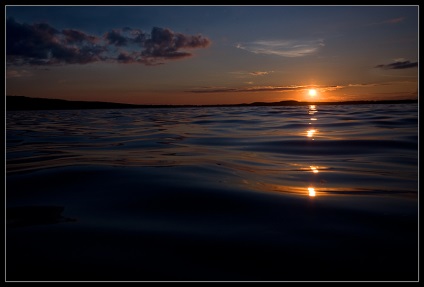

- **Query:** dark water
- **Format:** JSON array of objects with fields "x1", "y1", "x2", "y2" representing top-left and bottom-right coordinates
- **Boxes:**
[{"x1": 6, "y1": 104, "x2": 418, "y2": 281}]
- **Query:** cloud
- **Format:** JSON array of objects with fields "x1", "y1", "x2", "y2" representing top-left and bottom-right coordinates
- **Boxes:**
[
  {"x1": 249, "y1": 71, "x2": 270, "y2": 76},
  {"x1": 189, "y1": 87, "x2": 240, "y2": 93},
  {"x1": 375, "y1": 60, "x2": 418, "y2": 70},
  {"x1": 347, "y1": 83, "x2": 377, "y2": 87},
  {"x1": 187, "y1": 83, "x2": 385, "y2": 94},
  {"x1": 6, "y1": 69, "x2": 32, "y2": 78},
  {"x1": 6, "y1": 18, "x2": 211, "y2": 66},
  {"x1": 229, "y1": 70, "x2": 273, "y2": 78},
  {"x1": 318, "y1": 85, "x2": 344, "y2": 92},
  {"x1": 116, "y1": 51, "x2": 137, "y2": 63},
  {"x1": 236, "y1": 39, "x2": 324, "y2": 57},
  {"x1": 6, "y1": 18, "x2": 106, "y2": 65},
  {"x1": 368, "y1": 17, "x2": 405, "y2": 26},
  {"x1": 386, "y1": 17, "x2": 405, "y2": 24},
  {"x1": 187, "y1": 85, "x2": 338, "y2": 93},
  {"x1": 104, "y1": 29, "x2": 129, "y2": 46},
  {"x1": 140, "y1": 27, "x2": 210, "y2": 65},
  {"x1": 62, "y1": 29, "x2": 98, "y2": 44}
]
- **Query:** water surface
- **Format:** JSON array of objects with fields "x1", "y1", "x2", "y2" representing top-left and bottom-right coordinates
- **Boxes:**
[{"x1": 6, "y1": 104, "x2": 418, "y2": 281}]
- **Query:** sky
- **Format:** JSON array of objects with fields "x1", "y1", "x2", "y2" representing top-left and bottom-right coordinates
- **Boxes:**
[{"x1": 5, "y1": 5, "x2": 419, "y2": 105}]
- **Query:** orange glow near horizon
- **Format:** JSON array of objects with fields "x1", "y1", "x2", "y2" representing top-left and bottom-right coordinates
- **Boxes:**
[{"x1": 6, "y1": 84, "x2": 418, "y2": 105}]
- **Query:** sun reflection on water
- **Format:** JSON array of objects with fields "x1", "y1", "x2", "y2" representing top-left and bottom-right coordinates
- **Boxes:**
[
  {"x1": 306, "y1": 105, "x2": 318, "y2": 139},
  {"x1": 307, "y1": 105, "x2": 319, "y2": 197},
  {"x1": 310, "y1": 166, "x2": 319, "y2": 173},
  {"x1": 307, "y1": 129, "x2": 316, "y2": 138},
  {"x1": 308, "y1": 105, "x2": 317, "y2": 115}
]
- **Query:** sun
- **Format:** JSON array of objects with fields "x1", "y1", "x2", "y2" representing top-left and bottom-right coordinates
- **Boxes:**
[{"x1": 308, "y1": 89, "x2": 317, "y2": 96}]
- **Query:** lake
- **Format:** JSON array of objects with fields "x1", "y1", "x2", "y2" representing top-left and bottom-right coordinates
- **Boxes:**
[{"x1": 6, "y1": 103, "x2": 418, "y2": 281}]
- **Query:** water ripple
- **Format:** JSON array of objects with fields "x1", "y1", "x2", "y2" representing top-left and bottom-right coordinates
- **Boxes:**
[{"x1": 6, "y1": 104, "x2": 418, "y2": 196}]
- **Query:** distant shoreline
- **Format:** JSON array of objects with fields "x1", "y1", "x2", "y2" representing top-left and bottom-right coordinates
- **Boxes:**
[{"x1": 6, "y1": 95, "x2": 418, "y2": 111}]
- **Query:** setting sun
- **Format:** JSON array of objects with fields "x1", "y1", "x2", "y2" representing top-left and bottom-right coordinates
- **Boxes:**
[{"x1": 309, "y1": 89, "x2": 317, "y2": 96}]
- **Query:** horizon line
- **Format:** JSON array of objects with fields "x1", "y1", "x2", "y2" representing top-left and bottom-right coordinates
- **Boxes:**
[{"x1": 6, "y1": 95, "x2": 418, "y2": 111}]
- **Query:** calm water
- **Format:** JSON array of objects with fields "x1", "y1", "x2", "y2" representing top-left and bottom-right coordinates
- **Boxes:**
[{"x1": 6, "y1": 104, "x2": 418, "y2": 281}]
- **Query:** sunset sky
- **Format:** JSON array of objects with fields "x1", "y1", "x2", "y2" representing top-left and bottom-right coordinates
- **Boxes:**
[{"x1": 6, "y1": 5, "x2": 418, "y2": 105}]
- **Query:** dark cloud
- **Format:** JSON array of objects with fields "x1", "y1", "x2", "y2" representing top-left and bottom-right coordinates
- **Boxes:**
[
  {"x1": 375, "y1": 61, "x2": 418, "y2": 70},
  {"x1": 7, "y1": 18, "x2": 60, "y2": 62},
  {"x1": 140, "y1": 27, "x2": 211, "y2": 65},
  {"x1": 104, "y1": 28, "x2": 146, "y2": 47},
  {"x1": 105, "y1": 26, "x2": 210, "y2": 65},
  {"x1": 129, "y1": 29, "x2": 146, "y2": 45},
  {"x1": 117, "y1": 52, "x2": 135, "y2": 63},
  {"x1": 6, "y1": 18, "x2": 211, "y2": 66},
  {"x1": 62, "y1": 29, "x2": 97, "y2": 44},
  {"x1": 7, "y1": 18, "x2": 105, "y2": 65},
  {"x1": 104, "y1": 29, "x2": 128, "y2": 46}
]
